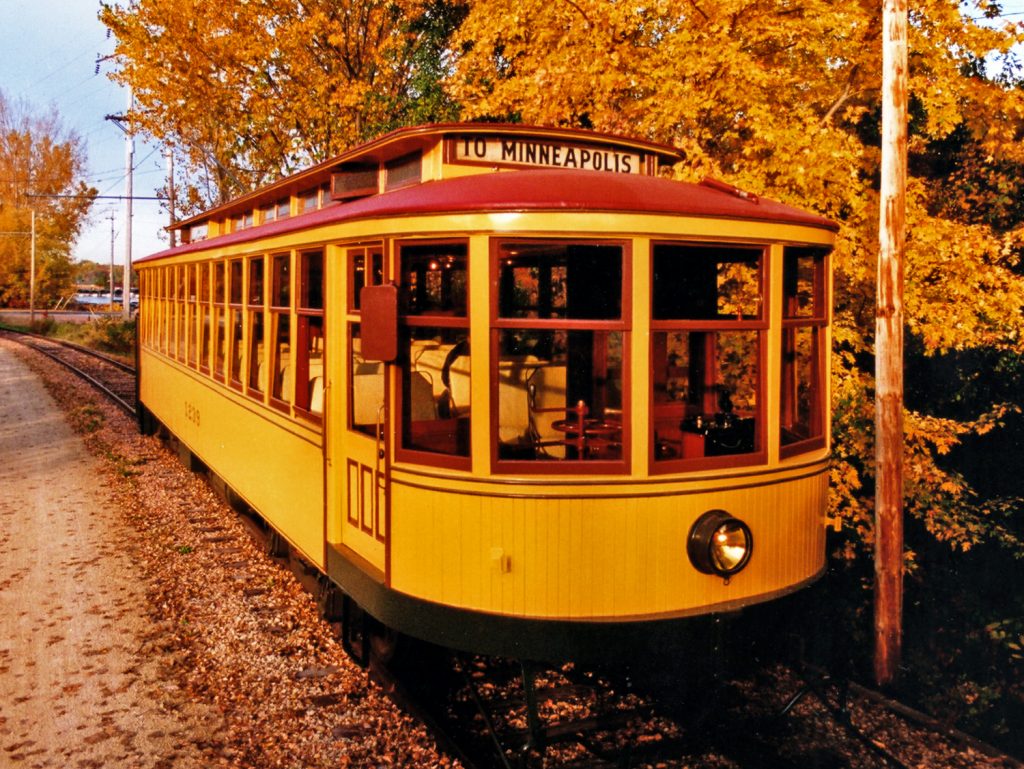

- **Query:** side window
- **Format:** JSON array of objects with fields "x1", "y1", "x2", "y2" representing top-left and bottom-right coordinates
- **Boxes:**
[
  {"x1": 138, "y1": 272, "x2": 148, "y2": 347},
  {"x1": 781, "y1": 246, "x2": 829, "y2": 456},
  {"x1": 269, "y1": 253, "x2": 292, "y2": 408},
  {"x1": 162, "y1": 267, "x2": 171, "y2": 355},
  {"x1": 494, "y1": 241, "x2": 627, "y2": 469},
  {"x1": 247, "y1": 256, "x2": 265, "y2": 397},
  {"x1": 161, "y1": 267, "x2": 170, "y2": 355},
  {"x1": 295, "y1": 251, "x2": 324, "y2": 418},
  {"x1": 348, "y1": 247, "x2": 383, "y2": 434},
  {"x1": 199, "y1": 263, "x2": 211, "y2": 373},
  {"x1": 228, "y1": 259, "x2": 244, "y2": 389},
  {"x1": 300, "y1": 188, "x2": 318, "y2": 213},
  {"x1": 175, "y1": 264, "x2": 187, "y2": 362},
  {"x1": 651, "y1": 244, "x2": 765, "y2": 470},
  {"x1": 398, "y1": 242, "x2": 470, "y2": 463},
  {"x1": 214, "y1": 262, "x2": 227, "y2": 379},
  {"x1": 187, "y1": 264, "x2": 198, "y2": 367}
]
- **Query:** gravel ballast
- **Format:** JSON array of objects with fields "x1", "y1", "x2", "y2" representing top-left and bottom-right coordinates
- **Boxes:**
[{"x1": 0, "y1": 339, "x2": 455, "y2": 768}]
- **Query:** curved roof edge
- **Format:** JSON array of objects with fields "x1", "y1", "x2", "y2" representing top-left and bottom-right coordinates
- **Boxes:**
[{"x1": 140, "y1": 169, "x2": 837, "y2": 263}]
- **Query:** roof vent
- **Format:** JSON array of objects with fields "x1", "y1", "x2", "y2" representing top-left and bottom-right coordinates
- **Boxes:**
[
  {"x1": 331, "y1": 163, "x2": 379, "y2": 201},
  {"x1": 385, "y1": 152, "x2": 422, "y2": 191}
]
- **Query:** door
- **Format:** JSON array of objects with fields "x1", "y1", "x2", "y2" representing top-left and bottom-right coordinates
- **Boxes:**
[{"x1": 339, "y1": 246, "x2": 389, "y2": 575}]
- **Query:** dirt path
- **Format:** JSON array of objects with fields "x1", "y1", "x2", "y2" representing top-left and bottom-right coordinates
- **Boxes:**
[{"x1": 0, "y1": 342, "x2": 217, "y2": 768}]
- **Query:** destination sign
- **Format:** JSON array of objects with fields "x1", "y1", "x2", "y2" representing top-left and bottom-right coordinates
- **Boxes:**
[{"x1": 450, "y1": 136, "x2": 644, "y2": 175}]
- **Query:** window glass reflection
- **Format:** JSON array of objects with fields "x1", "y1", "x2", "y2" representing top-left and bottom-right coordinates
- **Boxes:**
[
  {"x1": 653, "y1": 245, "x2": 762, "y2": 320},
  {"x1": 652, "y1": 330, "x2": 759, "y2": 461}
]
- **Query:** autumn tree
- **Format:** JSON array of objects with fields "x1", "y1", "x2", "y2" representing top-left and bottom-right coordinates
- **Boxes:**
[
  {"x1": 100, "y1": 0, "x2": 466, "y2": 211},
  {"x1": 448, "y1": 0, "x2": 1024, "y2": 730},
  {"x1": 0, "y1": 91, "x2": 95, "y2": 309},
  {"x1": 447, "y1": 0, "x2": 1024, "y2": 540}
]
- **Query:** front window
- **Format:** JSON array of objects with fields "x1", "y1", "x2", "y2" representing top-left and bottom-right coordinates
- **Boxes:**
[
  {"x1": 781, "y1": 246, "x2": 828, "y2": 455},
  {"x1": 651, "y1": 244, "x2": 765, "y2": 469},
  {"x1": 398, "y1": 242, "x2": 470, "y2": 463},
  {"x1": 494, "y1": 241, "x2": 628, "y2": 469}
]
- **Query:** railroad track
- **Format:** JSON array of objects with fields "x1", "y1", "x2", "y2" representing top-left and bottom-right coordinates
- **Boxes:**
[
  {"x1": 386, "y1": 646, "x2": 1021, "y2": 769},
  {"x1": 0, "y1": 328, "x2": 137, "y2": 416}
]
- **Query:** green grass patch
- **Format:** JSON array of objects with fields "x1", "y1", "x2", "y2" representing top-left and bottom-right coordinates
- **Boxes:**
[
  {"x1": 57, "y1": 317, "x2": 136, "y2": 358},
  {"x1": 1, "y1": 316, "x2": 136, "y2": 363},
  {"x1": 69, "y1": 404, "x2": 105, "y2": 434}
]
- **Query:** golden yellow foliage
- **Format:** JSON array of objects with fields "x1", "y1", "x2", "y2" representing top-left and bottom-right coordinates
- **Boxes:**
[
  {"x1": 447, "y1": 0, "x2": 1024, "y2": 553},
  {"x1": 100, "y1": 0, "x2": 440, "y2": 203},
  {"x1": 0, "y1": 92, "x2": 94, "y2": 307}
]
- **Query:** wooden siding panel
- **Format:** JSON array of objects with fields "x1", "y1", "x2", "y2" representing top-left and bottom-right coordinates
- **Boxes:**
[
  {"x1": 388, "y1": 467, "x2": 827, "y2": 620},
  {"x1": 140, "y1": 352, "x2": 325, "y2": 567}
]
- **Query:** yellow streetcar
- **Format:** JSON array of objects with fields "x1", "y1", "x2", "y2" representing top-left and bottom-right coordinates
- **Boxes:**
[{"x1": 135, "y1": 123, "x2": 836, "y2": 662}]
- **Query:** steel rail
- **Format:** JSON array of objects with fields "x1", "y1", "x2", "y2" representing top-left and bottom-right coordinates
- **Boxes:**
[
  {"x1": 0, "y1": 325, "x2": 135, "y2": 373},
  {"x1": 0, "y1": 329, "x2": 137, "y2": 417}
]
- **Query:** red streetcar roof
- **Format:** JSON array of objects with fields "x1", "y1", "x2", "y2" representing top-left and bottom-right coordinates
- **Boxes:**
[{"x1": 140, "y1": 169, "x2": 837, "y2": 263}]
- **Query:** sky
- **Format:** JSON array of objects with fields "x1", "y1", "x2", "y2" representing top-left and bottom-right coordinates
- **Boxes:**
[
  {"x1": 0, "y1": 0, "x2": 167, "y2": 266},
  {"x1": 0, "y1": 0, "x2": 1022, "y2": 269}
]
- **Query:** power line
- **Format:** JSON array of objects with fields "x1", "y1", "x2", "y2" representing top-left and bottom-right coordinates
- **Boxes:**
[
  {"x1": 971, "y1": 10, "x2": 1024, "y2": 19},
  {"x1": 26, "y1": 193, "x2": 163, "y2": 201},
  {"x1": 95, "y1": 146, "x2": 161, "y2": 198}
]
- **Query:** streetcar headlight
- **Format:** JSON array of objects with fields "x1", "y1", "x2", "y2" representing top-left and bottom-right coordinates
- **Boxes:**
[{"x1": 687, "y1": 509, "x2": 753, "y2": 577}]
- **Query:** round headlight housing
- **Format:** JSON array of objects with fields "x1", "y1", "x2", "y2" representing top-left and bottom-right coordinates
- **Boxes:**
[{"x1": 687, "y1": 509, "x2": 753, "y2": 577}]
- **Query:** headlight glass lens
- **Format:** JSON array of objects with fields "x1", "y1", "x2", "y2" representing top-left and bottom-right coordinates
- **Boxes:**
[
  {"x1": 711, "y1": 521, "x2": 751, "y2": 573},
  {"x1": 688, "y1": 509, "x2": 753, "y2": 576}
]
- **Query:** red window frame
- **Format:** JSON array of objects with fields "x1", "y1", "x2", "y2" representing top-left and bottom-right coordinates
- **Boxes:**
[
  {"x1": 394, "y1": 239, "x2": 472, "y2": 471},
  {"x1": 649, "y1": 242, "x2": 769, "y2": 474},
  {"x1": 780, "y1": 246, "x2": 830, "y2": 458},
  {"x1": 490, "y1": 238, "x2": 632, "y2": 476}
]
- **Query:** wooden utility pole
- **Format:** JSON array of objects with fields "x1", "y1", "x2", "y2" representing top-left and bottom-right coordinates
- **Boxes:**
[
  {"x1": 123, "y1": 88, "x2": 135, "y2": 319},
  {"x1": 166, "y1": 147, "x2": 177, "y2": 248},
  {"x1": 109, "y1": 212, "x2": 116, "y2": 307},
  {"x1": 875, "y1": 0, "x2": 908, "y2": 688},
  {"x1": 29, "y1": 210, "x2": 36, "y2": 326}
]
